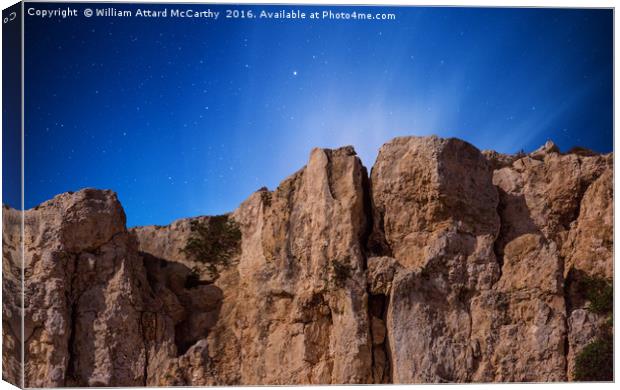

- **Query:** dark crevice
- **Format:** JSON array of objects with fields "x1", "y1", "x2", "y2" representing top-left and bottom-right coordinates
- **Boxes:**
[
  {"x1": 279, "y1": 169, "x2": 302, "y2": 279},
  {"x1": 323, "y1": 150, "x2": 336, "y2": 200},
  {"x1": 360, "y1": 159, "x2": 392, "y2": 384},
  {"x1": 141, "y1": 251, "x2": 223, "y2": 357},
  {"x1": 561, "y1": 156, "x2": 601, "y2": 232},
  {"x1": 142, "y1": 316, "x2": 149, "y2": 386},
  {"x1": 366, "y1": 209, "x2": 393, "y2": 258},
  {"x1": 368, "y1": 293, "x2": 391, "y2": 383},
  {"x1": 65, "y1": 253, "x2": 79, "y2": 386},
  {"x1": 362, "y1": 155, "x2": 392, "y2": 259},
  {"x1": 359, "y1": 164, "x2": 374, "y2": 269},
  {"x1": 66, "y1": 302, "x2": 79, "y2": 385},
  {"x1": 492, "y1": 187, "x2": 505, "y2": 279},
  {"x1": 559, "y1": 256, "x2": 571, "y2": 381},
  {"x1": 557, "y1": 164, "x2": 607, "y2": 381}
]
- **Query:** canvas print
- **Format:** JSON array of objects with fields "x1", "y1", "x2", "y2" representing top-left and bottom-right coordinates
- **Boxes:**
[{"x1": 1, "y1": 1, "x2": 614, "y2": 387}]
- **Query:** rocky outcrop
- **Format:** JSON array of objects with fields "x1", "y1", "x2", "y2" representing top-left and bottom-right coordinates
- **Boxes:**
[
  {"x1": 11, "y1": 190, "x2": 150, "y2": 387},
  {"x1": 562, "y1": 168, "x2": 613, "y2": 379},
  {"x1": 473, "y1": 234, "x2": 566, "y2": 382},
  {"x1": 2, "y1": 136, "x2": 613, "y2": 387},
  {"x1": 369, "y1": 136, "x2": 502, "y2": 383},
  {"x1": 127, "y1": 216, "x2": 227, "y2": 386},
  {"x1": 2, "y1": 206, "x2": 22, "y2": 387},
  {"x1": 490, "y1": 142, "x2": 612, "y2": 381},
  {"x1": 227, "y1": 147, "x2": 372, "y2": 385},
  {"x1": 131, "y1": 146, "x2": 373, "y2": 385}
]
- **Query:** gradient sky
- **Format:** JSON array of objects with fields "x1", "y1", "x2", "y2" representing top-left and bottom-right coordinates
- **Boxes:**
[{"x1": 16, "y1": 2, "x2": 613, "y2": 226}]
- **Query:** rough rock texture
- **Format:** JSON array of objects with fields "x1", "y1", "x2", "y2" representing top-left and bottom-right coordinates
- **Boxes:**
[
  {"x1": 472, "y1": 234, "x2": 566, "y2": 382},
  {"x1": 2, "y1": 190, "x2": 151, "y2": 387},
  {"x1": 2, "y1": 136, "x2": 613, "y2": 386},
  {"x1": 490, "y1": 142, "x2": 613, "y2": 380},
  {"x1": 562, "y1": 168, "x2": 613, "y2": 379},
  {"x1": 562, "y1": 168, "x2": 613, "y2": 279},
  {"x1": 130, "y1": 216, "x2": 237, "y2": 386},
  {"x1": 369, "y1": 136, "x2": 502, "y2": 383},
  {"x1": 2, "y1": 206, "x2": 22, "y2": 387},
  {"x1": 226, "y1": 148, "x2": 372, "y2": 385},
  {"x1": 131, "y1": 146, "x2": 373, "y2": 385}
]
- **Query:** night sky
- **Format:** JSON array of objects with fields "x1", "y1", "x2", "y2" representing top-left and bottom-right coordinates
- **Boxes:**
[{"x1": 18, "y1": 3, "x2": 613, "y2": 226}]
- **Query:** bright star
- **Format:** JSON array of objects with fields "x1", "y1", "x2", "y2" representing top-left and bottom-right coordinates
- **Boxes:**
[{"x1": 293, "y1": 70, "x2": 298, "y2": 76}]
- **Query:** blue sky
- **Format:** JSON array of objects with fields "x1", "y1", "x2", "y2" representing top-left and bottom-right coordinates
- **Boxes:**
[{"x1": 17, "y1": 3, "x2": 613, "y2": 226}]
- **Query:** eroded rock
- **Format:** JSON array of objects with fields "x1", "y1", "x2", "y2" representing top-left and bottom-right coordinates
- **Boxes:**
[
  {"x1": 22, "y1": 189, "x2": 149, "y2": 387},
  {"x1": 370, "y1": 136, "x2": 501, "y2": 383},
  {"x1": 3, "y1": 136, "x2": 613, "y2": 386}
]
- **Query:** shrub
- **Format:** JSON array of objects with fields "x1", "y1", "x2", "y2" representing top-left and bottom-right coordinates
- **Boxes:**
[
  {"x1": 573, "y1": 275, "x2": 613, "y2": 381},
  {"x1": 260, "y1": 190, "x2": 272, "y2": 207},
  {"x1": 567, "y1": 146, "x2": 597, "y2": 157},
  {"x1": 181, "y1": 215, "x2": 241, "y2": 275},
  {"x1": 330, "y1": 259, "x2": 352, "y2": 288},
  {"x1": 574, "y1": 333, "x2": 613, "y2": 381},
  {"x1": 579, "y1": 276, "x2": 613, "y2": 315},
  {"x1": 184, "y1": 267, "x2": 203, "y2": 289}
]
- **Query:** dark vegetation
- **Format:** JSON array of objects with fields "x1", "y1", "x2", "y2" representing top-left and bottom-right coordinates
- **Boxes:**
[
  {"x1": 567, "y1": 146, "x2": 597, "y2": 157},
  {"x1": 184, "y1": 267, "x2": 209, "y2": 289},
  {"x1": 181, "y1": 216, "x2": 241, "y2": 277},
  {"x1": 579, "y1": 276, "x2": 613, "y2": 315},
  {"x1": 574, "y1": 333, "x2": 613, "y2": 381},
  {"x1": 330, "y1": 259, "x2": 353, "y2": 288},
  {"x1": 574, "y1": 276, "x2": 613, "y2": 382},
  {"x1": 256, "y1": 187, "x2": 272, "y2": 207}
]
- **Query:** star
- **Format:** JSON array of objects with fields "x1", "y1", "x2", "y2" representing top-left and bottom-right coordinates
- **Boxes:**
[{"x1": 292, "y1": 70, "x2": 298, "y2": 76}]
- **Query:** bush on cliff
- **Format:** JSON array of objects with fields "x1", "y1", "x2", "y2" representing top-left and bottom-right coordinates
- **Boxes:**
[
  {"x1": 574, "y1": 332, "x2": 613, "y2": 381},
  {"x1": 579, "y1": 276, "x2": 613, "y2": 315},
  {"x1": 181, "y1": 215, "x2": 241, "y2": 275},
  {"x1": 574, "y1": 276, "x2": 613, "y2": 381}
]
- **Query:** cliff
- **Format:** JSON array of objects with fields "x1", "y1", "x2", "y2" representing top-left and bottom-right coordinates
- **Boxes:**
[{"x1": 2, "y1": 136, "x2": 613, "y2": 386}]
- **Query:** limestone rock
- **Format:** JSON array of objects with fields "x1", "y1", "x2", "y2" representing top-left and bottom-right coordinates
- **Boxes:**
[
  {"x1": 497, "y1": 234, "x2": 563, "y2": 294},
  {"x1": 562, "y1": 168, "x2": 613, "y2": 279},
  {"x1": 2, "y1": 206, "x2": 22, "y2": 386},
  {"x1": 493, "y1": 150, "x2": 610, "y2": 254},
  {"x1": 21, "y1": 189, "x2": 149, "y2": 387},
  {"x1": 131, "y1": 216, "x2": 220, "y2": 280},
  {"x1": 474, "y1": 234, "x2": 566, "y2": 382},
  {"x1": 566, "y1": 308, "x2": 609, "y2": 379},
  {"x1": 3, "y1": 136, "x2": 613, "y2": 386},
  {"x1": 133, "y1": 218, "x2": 233, "y2": 386},
  {"x1": 370, "y1": 136, "x2": 500, "y2": 268},
  {"x1": 561, "y1": 167, "x2": 613, "y2": 379},
  {"x1": 529, "y1": 140, "x2": 560, "y2": 160},
  {"x1": 370, "y1": 136, "x2": 501, "y2": 383},
  {"x1": 482, "y1": 150, "x2": 521, "y2": 171},
  {"x1": 491, "y1": 145, "x2": 612, "y2": 381},
  {"x1": 227, "y1": 146, "x2": 372, "y2": 384},
  {"x1": 136, "y1": 146, "x2": 373, "y2": 385},
  {"x1": 367, "y1": 256, "x2": 401, "y2": 295}
]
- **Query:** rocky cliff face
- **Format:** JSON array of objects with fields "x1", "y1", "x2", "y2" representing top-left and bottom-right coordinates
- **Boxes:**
[{"x1": 2, "y1": 136, "x2": 613, "y2": 386}]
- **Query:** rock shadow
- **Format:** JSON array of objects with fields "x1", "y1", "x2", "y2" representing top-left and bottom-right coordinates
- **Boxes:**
[
  {"x1": 495, "y1": 188, "x2": 541, "y2": 263},
  {"x1": 141, "y1": 252, "x2": 223, "y2": 356}
]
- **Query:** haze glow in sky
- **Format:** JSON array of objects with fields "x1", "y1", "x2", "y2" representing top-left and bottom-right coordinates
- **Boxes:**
[{"x1": 19, "y1": 3, "x2": 613, "y2": 226}]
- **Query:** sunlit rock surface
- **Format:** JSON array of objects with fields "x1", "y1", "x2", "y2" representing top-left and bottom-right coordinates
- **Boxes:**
[{"x1": 2, "y1": 136, "x2": 612, "y2": 386}]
